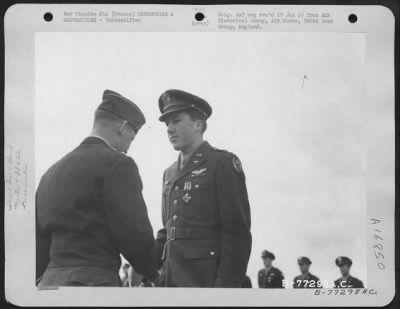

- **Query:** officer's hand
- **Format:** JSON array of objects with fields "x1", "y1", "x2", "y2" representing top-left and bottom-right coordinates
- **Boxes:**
[{"x1": 130, "y1": 267, "x2": 144, "y2": 287}]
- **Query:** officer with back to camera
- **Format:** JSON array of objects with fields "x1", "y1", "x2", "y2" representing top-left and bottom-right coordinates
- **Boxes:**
[{"x1": 36, "y1": 90, "x2": 158, "y2": 287}]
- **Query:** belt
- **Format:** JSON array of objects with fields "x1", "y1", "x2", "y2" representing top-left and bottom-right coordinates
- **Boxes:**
[{"x1": 166, "y1": 226, "x2": 220, "y2": 241}]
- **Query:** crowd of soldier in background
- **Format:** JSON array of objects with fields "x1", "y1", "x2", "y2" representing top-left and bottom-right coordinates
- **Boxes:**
[{"x1": 120, "y1": 250, "x2": 364, "y2": 289}]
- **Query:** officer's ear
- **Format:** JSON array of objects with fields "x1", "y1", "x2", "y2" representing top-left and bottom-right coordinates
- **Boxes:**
[
  {"x1": 194, "y1": 119, "x2": 206, "y2": 134},
  {"x1": 119, "y1": 120, "x2": 136, "y2": 137}
]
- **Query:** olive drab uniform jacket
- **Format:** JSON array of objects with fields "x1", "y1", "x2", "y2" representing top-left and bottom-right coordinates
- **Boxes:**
[
  {"x1": 258, "y1": 267, "x2": 285, "y2": 288},
  {"x1": 293, "y1": 273, "x2": 321, "y2": 288},
  {"x1": 155, "y1": 141, "x2": 252, "y2": 287},
  {"x1": 36, "y1": 137, "x2": 158, "y2": 283}
]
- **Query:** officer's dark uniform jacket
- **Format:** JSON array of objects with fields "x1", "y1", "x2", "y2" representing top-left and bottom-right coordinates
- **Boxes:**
[
  {"x1": 293, "y1": 273, "x2": 321, "y2": 288},
  {"x1": 36, "y1": 137, "x2": 157, "y2": 283},
  {"x1": 334, "y1": 276, "x2": 364, "y2": 288},
  {"x1": 242, "y1": 275, "x2": 253, "y2": 288},
  {"x1": 258, "y1": 267, "x2": 285, "y2": 288},
  {"x1": 155, "y1": 141, "x2": 252, "y2": 287}
]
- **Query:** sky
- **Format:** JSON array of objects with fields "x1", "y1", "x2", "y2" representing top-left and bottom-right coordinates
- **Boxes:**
[{"x1": 35, "y1": 31, "x2": 367, "y2": 287}]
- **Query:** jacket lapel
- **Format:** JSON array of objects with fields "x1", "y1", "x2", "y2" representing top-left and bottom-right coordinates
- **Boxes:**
[{"x1": 171, "y1": 141, "x2": 213, "y2": 185}]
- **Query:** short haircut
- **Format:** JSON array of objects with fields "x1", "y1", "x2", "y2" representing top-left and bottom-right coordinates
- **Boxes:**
[
  {"x1": 94, "y1": 109, "x2": 122, "y2": 124},
  {"x1": 185, "y1": 109, "x2": 207, "y2": 133},
  {"x1": 95, "y1": 109, "x2": 140, "y2": 133}
]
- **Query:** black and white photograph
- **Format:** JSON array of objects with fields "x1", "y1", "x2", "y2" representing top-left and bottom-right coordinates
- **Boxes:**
[{"x1": 4, "y1": 3, "x2": 396, "y2": 307}]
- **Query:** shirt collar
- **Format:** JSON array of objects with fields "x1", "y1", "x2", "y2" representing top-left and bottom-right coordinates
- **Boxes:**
[{"x1": 89, "y1": 134, "x2": 119, "y2": 152}]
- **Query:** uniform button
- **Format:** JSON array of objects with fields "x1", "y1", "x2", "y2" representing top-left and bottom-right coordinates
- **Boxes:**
[
  {"x1": 173, "y1": 200, "x2": 178, "y2": 205},
  {"x1": 175, "y1": 186, "x2": 179, "y2": 191},
  {"x1": 173, "y1": 215, "x2": 178, "y2": 221},
  {"x1": 165, "y1": 180, "x2": 170, "y2": 185},
  {"x1": 210, "y1": 251, "x2": 215, "y2": 256},
  {"x1": 195, "y1": 184, "x2": 199, "y2": 189}
]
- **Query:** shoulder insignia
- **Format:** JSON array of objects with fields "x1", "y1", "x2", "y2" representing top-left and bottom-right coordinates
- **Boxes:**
[
  {"x1": 214, "y1": 147, "x2": 229, "y2": 153},
  {"x1": 232, "y1": 156, "x2": 242, "y2": 173}
]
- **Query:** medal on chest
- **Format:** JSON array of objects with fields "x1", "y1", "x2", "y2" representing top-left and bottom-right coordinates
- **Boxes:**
[{"x1": 182, "y1": 181, "x2": 192, "y2": 203}]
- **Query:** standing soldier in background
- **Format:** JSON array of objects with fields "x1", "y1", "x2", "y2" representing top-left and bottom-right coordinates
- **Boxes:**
[
  {"x1": 334, "y1": 256, "x2": 364, "y2": 288},
  {"x1": 36, "y1": 90, "x2": 158, "y2": 287},
  {"x1": 155, "y1": 89, "x2": 252, "y2": 287},
  {"x1": 293, "y1": 256, "x2": 321, "y2": 288},
  {"x1": 258, "y1": 250, "x2": 285, "y2": 288}
]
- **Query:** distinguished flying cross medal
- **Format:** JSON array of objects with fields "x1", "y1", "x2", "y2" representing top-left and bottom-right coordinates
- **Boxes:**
[{"x1": 182, "y1": 181, "x2": 192, "y2": 203}]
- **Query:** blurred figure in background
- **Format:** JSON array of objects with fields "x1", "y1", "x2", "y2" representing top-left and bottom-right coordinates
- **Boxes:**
[
  {"x1": 293, "y1": 256, "x2": 321, "y2": 288},
  {"x1": 334, "y1": 256, "x2": 364, "y2": 288},
  {"x1": 258, "y1": 250, "x2": 285, "y2": 288}
]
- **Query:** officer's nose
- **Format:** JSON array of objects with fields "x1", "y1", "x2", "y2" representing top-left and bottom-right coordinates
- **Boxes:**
[{"x1": 167, "y1": 122, "x2": 176, "y2": 135}]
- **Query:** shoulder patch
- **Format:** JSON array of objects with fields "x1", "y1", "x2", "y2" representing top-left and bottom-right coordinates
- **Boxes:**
[{"x1": 232, "y1": 156, "x2": 242, "y2": 173}]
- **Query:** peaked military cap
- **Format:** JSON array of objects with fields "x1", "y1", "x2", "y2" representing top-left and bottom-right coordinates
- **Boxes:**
[
  {"x1": 158, "y1": 89, "x2": 212, "y2": 122},
  {"x1": 97, "y1": 89, "x2": 146, "y2": 131},
  {"x1": 261, "y1": 250, "x2": 275, "y2": 260},
  {"x1": 335, "y1": 256, "x2": 352, "y2": 267},
  {"x1": 297, "y1": 256, "x2": 312, "y2": 265}
]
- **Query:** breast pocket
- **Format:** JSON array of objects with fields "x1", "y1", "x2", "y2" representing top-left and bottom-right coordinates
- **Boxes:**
[{"x1": 183, "y1": 176, "x2": 217, "y2": 219}]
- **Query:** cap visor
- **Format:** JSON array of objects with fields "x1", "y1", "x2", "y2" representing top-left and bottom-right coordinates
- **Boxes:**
[{"x1": 159, "y1": 107, "x2": 192, "y2": 122}]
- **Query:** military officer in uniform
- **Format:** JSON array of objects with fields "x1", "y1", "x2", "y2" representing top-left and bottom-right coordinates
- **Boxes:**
[
  {"x1": 36, "y1": 90, "x2": 158, "y2": 287},
  {"x1": 242, "y1": 275, "x2": 253, "y2": 288},
  {"x1": 334, "y1": 256, "x2": 364, "y2": 288},
  {"x1": 293, "y1": 256, "x2": 321, "y2": 288},
  {"x1": 258, "y1": 250, "x2": 285, "y2": 288},
  {"x1": 154, "y1": 89, "x2": 252, "y2": 287}
]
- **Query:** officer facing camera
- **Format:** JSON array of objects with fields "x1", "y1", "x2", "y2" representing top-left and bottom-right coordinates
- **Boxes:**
[
  {"x1": 154, "y1": 89, "x2": 252, "y2": 287},
  {"x1": 334, "y1": 256, "x2": 364, "y2": 288}
]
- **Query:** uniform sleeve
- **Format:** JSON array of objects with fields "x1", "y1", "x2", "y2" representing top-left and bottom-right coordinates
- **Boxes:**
[
  {"x1": 355, "y1": 279, "x2": 364, "y2": 288},
  {"x1": 35, "y1": 195, "x2": 50, "y2": 283},
  {"x1": 103, "y1": 156, "x2": 158, "y2": 279},
  {"x1": 214, "y1": 153, "x2": 252, "y2": 287},
  {"x1": 154, "y1": 171, "x2": 167, "y2": 268},
  {"x1": 258, "y1": 271, "x2": 262, "y2": 287},
  {"x1": 314, "y1": 276, "x2": 322, "y2": 288},
  {"x1": 334, "y1": 279, "x2": 340, "y2": 288}
]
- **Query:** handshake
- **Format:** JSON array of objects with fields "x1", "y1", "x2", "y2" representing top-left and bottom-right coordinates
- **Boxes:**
[{"x1": 120, "y1": 261, "x2": 161, "y2": 287}]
